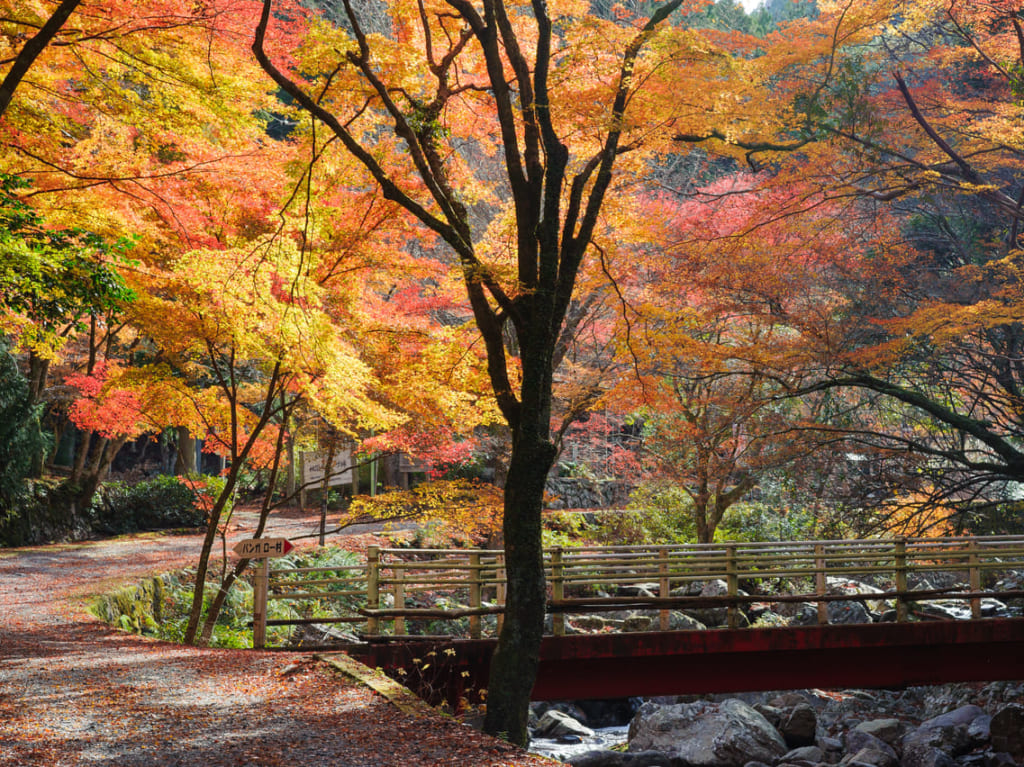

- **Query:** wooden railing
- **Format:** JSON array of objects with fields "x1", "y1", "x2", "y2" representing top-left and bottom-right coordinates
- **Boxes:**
[{"x1": 254, "y1": 535, "x2": 1024, "y2": 648}]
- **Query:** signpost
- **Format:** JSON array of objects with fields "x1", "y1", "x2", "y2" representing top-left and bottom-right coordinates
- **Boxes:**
[
  {"x1": 233, "y1": 537, "x2": 294, "y2": 559},
  {"x1": 301, "y1": 448, "x2": 354, "y2": 488},
  {"x1": 233, "y1": 537, "x2": 294, "y2": 648}
]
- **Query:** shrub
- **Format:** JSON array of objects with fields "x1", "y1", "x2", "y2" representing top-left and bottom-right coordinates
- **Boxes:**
[
  {"x1": 585, "y1": 483, "x2": 697, "y2": 545},
  {"x1": 98, "y1": 546, "x2": 364, "y2": 648},
  {"x1": 89, "y1": 474, "x2": 227, "y2": 534},
  {"x1": 717, "y1": 501, "x2": 820, "y2": 542}
]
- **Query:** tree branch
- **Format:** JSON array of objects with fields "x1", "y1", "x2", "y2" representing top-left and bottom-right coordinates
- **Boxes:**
[{"x1": 0, "y1": 0, "x2": 82, "y2": 118}]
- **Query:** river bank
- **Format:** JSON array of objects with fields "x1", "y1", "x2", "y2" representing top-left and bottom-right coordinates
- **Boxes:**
[{"x1": 526, "y1": 683, "x2": 1024, "y2": 767}]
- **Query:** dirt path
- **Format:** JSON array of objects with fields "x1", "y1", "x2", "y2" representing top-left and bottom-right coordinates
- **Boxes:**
[{"x1": 0, "y1": 511, "x2": 558, "y2": 767}]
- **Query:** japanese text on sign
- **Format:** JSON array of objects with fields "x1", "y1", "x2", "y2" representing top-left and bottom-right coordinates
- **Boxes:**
[{"x1": 232, "y1": 537, "x2": 293, "y2": 559}]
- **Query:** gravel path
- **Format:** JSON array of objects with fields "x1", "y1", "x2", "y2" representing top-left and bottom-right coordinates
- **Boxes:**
[{"x1": 0, "y1": 511, "x2": 558, "y2": 767}]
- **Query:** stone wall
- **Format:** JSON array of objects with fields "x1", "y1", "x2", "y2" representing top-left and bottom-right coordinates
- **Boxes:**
[{"x1": 545, "y1": 478, "x2": 632, "y2": 510}]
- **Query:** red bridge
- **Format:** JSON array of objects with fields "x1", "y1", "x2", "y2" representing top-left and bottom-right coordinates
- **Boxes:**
[
  {"x1": 260, "y1": 535, "x2": 1024, "y2": 708},
  {"x1": 345, "y1": 618, "x2": 1024, "y2": 710}
]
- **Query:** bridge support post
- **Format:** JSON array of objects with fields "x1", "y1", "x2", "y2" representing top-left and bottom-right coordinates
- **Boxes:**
[
  {"x1": 552, "y1": 547, "x2": 565, "y2": 636},
  {"x1": 895, "y1": 539, "x2": 908, "y2": 622},
  {"x1": 393, "y1": 563, "x2": 406, "y2": 635},
  {"x1": 815, "y1": 544, "x2": 828, "y2": 625},
  {"x1": 969, "y1": 540, "x2": 982, "y2": 619},
  {"x1": 726, "y1": 544, "x2": 739, "y2": 629},
  {"x1": 367, "y1": 545, "x2": 381, "y2": 636},
  {"x1": 659, "y1": 548, "x2": 670, "y2": 631},
  {"x1": 253, "y1": 557, "x2": 269, "y2": 649},
  {"x1": 469, "y1": 552, "x2": 482, "y2": 639},
  {"x1": 495, "y1": 553, "x2": 506, "y2": 634}
]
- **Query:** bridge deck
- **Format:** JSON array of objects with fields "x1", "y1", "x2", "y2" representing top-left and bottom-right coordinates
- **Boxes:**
[{"x1": 346, "y1": 617, "x2": 1024, "y2": 709}]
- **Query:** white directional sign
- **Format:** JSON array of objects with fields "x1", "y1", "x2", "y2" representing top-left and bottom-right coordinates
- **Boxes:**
[{"x1": 232, "y1": 537, "x2": 294, "y2": 559}]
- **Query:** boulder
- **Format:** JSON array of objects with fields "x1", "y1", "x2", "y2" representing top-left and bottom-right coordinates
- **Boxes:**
[
  {"x1": 534, "y1": 709, "x2": 595, "y2": 739},
  {"x1": 568, "y1": 615, "x2": 611, "y2": 632},
  {"x1": 753, "y1": 703, "x2": 783, "y2": 729},
  {"x1": 898, "y1": 746, "x2": 956, "y2": 767},
  {"x1": 568, "y1": 750, "x2": 672, "y2": 767},
  {"x1": 843, "y1": 729, "x2": 898, "y2": 763},
  {"x1": 701, "y1": 579, "x2": 732, "y2": 597},
  {"x1": 780, "y1": 745, "x2": 824, "y2": 765},
  {"x1": 842, "y1": 746, "x2": 899, "y2": 767},
  {"x1": 966, "y1": 713, "x2": 991, "y2": 742},
  {"x1": 779, "y1": 703, "x2": 818, "y2": 748},
  {"x1": 616, "y1": 583, "x2": 660, "y2": 598},
  {"x1": 628, "y1": 699, "x2": 787, "y2": 767},
  {"x1": 621, "y1": 614, "x2": 653, "y2": 632},
  {"x1": 986, "y1": 752, "x2": 1018, "y2": 767},
  {"x1": 671, "y1": 581, "x2": 706, "y2": 597},
  {"x1": 772, "y1": 691, "x2": 823, "y2": 710},
  {"x1": 667, "y1": 611, "x2": 707, "y2": 631},
  {"x1": 624, "y1": 609, "x2": 706, "y2": 632},
  {"x1": 828, "y1": 600, "x2": 874, "y2": 624},
  {"x1": 900, "y1": 704, "x2": 986, "y2": 756},
  {"x1": 787, "y1": 603, "x2": 825, "y2": 626},
  {"x1": 853, "y1": 719, "x2": 902, "y2": 746},
  {"x1": 827, "y1": 577, "x2": 889, "y2": 614},
  {"x1": 990, "y1": 703, "x2": 1024, "y2": 760}
]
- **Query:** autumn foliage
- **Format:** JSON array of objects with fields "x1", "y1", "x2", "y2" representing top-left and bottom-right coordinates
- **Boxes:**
[{"x1": 8, "y1": 0, "x2": 1024, "y2": 743}]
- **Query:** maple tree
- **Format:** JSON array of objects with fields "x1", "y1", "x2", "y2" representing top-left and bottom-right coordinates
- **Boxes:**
[
  {"x1": 128, "y1": 234, "x2": 411, "y2": 643},
  {"x1": 601, "y1": 168, "x2": 885, "y2": 541},
  {"x1": 620, "y1": 0, "x2": 1024, "y2": 535},
  {"x1": 250, "y1": 0, "x2": 734, "y2": 742},
  {"x1": 0, "y1": 0, "x2": 302, "y2": 250},
  {"x1": 0, "y1": 0, "x2": 299, "y2": 493},
  {"x1": 756, "y1": 0, "x2": 1024, "y2": 529}
]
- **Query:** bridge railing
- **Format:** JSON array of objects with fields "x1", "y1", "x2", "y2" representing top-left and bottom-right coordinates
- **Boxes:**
[{"x1": 257, "y1": 535, "x2": 1024, "y2": 645}]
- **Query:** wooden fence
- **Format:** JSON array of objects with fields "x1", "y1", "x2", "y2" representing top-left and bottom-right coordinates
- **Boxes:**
[{"x1": 253, "y1": 535, "x2": 1024, "y2": 648}]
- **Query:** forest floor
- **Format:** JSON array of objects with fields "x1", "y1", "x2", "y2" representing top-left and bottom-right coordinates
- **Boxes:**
[{"x1": 0, "y1": 506, "x2": 561, "y2": 767}]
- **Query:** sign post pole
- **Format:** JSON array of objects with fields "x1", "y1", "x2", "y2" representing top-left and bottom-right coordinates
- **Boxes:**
[
  {"x1": 232, "y1": 538, "x2": 294, "y2": 649},
  {"x1": 253, "y1": 557, "x2": 269, "y2": 649}
]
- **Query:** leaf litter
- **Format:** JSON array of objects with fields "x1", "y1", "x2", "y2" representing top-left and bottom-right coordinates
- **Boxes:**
[{"x1": 0, "y1": 509, "x2": 562, "y2": 766}]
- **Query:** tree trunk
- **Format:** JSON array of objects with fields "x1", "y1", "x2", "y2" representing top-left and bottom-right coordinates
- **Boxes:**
[
  {"x1": 285, "y1": 434, "x2": 297, "y2": 506},
  {"x1": 484, "y1": 329, "x2": 558, "y2": 746},
  {"x1": 183, "y1": 464, "x2": 242, "y2": 645},
  {"x1": 61, "y1": 434, "x2": 127, "y2": 523},
  {"x1": 482, "y1": 435, "x2": 556, "y2": 745},
  {"x1": 70, "y1": 430, "x2": 92, "y2": 482},
  {"x1": 175, "y1": 426, "x2": 198, "y2": 475}
]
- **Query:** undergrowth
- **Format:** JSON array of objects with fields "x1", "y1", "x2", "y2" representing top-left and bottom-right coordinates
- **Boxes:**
[{"x1": 93, "y1": 546, "x2": 366, "y2": 649}]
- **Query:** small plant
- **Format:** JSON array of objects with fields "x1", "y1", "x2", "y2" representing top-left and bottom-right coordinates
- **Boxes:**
[{"x1": 541, "y1": 511, "x2": 590, "y2": 548}]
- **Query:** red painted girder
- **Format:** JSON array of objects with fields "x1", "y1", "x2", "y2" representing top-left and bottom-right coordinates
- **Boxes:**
[
  {"x1": 529, "y1": 619, "x2": 1024, "y2": 700},
  {"x1": 347, "y1": 618, "x2": 1024, "y2": 705}
]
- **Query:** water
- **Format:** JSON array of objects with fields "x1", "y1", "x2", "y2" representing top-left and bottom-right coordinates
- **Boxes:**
[{"x1": 529, "y1": 725, "x2": 630, "y2": 762}]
